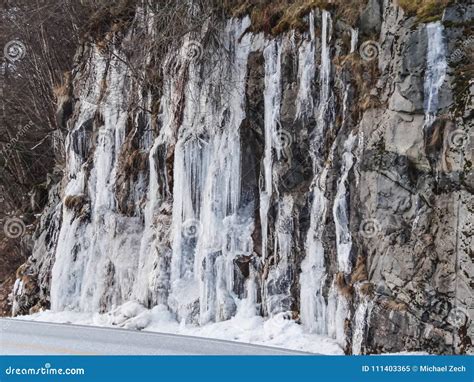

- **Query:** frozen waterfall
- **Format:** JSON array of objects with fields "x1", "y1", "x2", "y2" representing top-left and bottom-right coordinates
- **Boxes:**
[{"x1": 423, "y1": 22, "x2": 447, "y2": 128}]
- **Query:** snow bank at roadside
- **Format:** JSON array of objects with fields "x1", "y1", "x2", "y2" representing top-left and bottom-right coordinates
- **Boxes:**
[{"x1": 16, "y1": 299, "x2": 343, "y2": 354}]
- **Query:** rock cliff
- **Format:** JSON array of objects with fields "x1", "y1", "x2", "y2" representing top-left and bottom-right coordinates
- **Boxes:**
[{"x1": 11, "y1": 0, "x2": 473, "y2": 354}]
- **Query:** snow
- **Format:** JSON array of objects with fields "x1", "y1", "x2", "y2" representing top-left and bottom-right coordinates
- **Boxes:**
[{"x1": 17, "y1": 301, "x2": 343, "y2": 355}]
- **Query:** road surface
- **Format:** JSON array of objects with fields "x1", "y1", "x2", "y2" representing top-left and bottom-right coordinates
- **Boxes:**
[{"x1": 0, "y1": 318, "x2": 305, "y2": 355}]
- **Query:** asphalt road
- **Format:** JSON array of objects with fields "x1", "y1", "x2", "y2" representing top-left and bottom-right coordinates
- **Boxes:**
[{"x1": 0, "y1": 318, "x2": 304, "y2": 355}]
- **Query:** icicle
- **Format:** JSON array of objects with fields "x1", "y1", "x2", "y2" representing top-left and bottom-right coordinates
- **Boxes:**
[
  {"x1": 260, "y1": 40, "x2": 282, "y2": 261},
  {"x1": 299, "y1": 9, "x2": 332, "y2": 335},
  {"x1": 299, "y1": 168, "x2": 329, "y2": 334},
  {"x1": 319, "y1": 10, "x2": 331, "y2": 111},
  {"x1": 352, "y1": 297, "x2": 373, "y2": 355},
  {"x1": 327, "y1": 282, "x2": 350, "y2": 347},
  {"x1": 350, "y1": 28, "x2": 358, "y2": 53},
  {"x1": 333, "y1": 133, "x2": 356, "y2": 273},
  {"x1": 264, "y1": 194, "x2": 295, "y2": 314},
  {"x1": 50, "y1": 47, "x2": 147, "y2": 314},
  {"x1": 166, "y1": 17, "x2": 253, "y2": 325},
  {"x1": 295, "y1": 11, "x2": 316, "y2": 119},
  {"x1": 423, "y1": 22, "x2": 447, "y2": 128}
]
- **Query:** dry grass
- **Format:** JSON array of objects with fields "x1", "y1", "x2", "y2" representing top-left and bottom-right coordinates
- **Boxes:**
[
  {"x1": 335, "y1": 0, "x2": 367, "y2": 26},
  {"x1": 84, "y1": 0, "x2": 136, "y2": 42},
  {"x1": 359, "y1": 95, "x2": 382, "y2": 112},
  {"x1": 381, "y1": 298, "x2": 408, "y2": 311},
  {"x1": 64, "y1": 194, "x2": 87, "y2": 211},
  {"x1": 29, "y1": 299, "x2": 48, "y2": 314},
  {"x1": 231, "y1": 0, "x2": 368, "y2": 35},
  {"x1": 53, "y1": 72, "x2": 72, "y2": 103},
  {"x1": 115, "y1": 134, "x2": 149, "y2": 216},
  {"x1": 335, "y1": 272, "x2": 354, "y2": 298},
  {"x1": 397, "y1": 0, "x2": 453, "y2": 22},
  {"x1": 351, "y1": 255, "x2": 368, "y2": 283},
  {"x1": 359, "y1": 282, "x2": 374, "y2": 297},
  {"x1": 271, "y1": 0, "x2": 327, "y2": 35},
  {"x1": 335, "y1": 52, "x2": 380, "y2": 114},
  {"x1": 122, "y1": 149, "x2": 148, "y2": 178},
  {"x1": 15, "y1": 263, "x2": 29, "y2": 279},
  {"x1": 117, "y1": 134, "x2": 148, "y2": 183}
]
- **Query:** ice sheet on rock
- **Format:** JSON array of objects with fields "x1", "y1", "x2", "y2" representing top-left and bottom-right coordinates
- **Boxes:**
[
  {"x1": 260, "y1": 39, "x2": 282, "y2": 261},
  {"x1": 423, "y1": 22, "x2": 447, "y2": 128},
  {"x1": 326, "y1": 282, "x2": 350, "y2": 348},
  {"x1": 350, "y1": 28, "x2": 358, "y2": 53},
  {"x1": 299, "y1": 10, "x2": 333, "y2": 335},
  {"x1": 299, "y1": 168, "x2": 329, "y2": 334},
  {"x1": 351, "y1": 297, "x2": 373, "y2": 355},
  {"x1": 264, "y1": 194, "x2": 296, "y2": 314},
  {"x1": 51, "y1": 52, "x2": 143, "y2": 313},
  {"x1": 333, "y1": 133, "x2": 356, "y2": 273},
  {"x1": 295, "y1": 10, "x2": 316, "y2": 119},
  {"x1": 168, "y1": 17, "x2": 253, "y2": 325}
]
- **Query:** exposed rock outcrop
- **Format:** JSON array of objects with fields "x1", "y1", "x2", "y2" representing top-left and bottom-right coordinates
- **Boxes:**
[{"x1": 11, "y1": 1, "x2": 473, "y2": 354}]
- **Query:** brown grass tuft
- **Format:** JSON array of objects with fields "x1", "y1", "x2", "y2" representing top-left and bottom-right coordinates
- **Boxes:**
[
  {"x1": 230, "y1": 0, "x2": 369, "y2": 35},
  {"x1": 53, "y1": 72, "x2": 72, "y2": 104},
  {"x1": 64, "y1": 194, "x2": 87, "y2": 211},
  {"x1": 335, "y1": 272, "x2": 354, "y2": 299},
  {"x1": 359, "y1": 282, "x2": 374, "y2": 297},
  {"x1": 351, "y1": 255, "x2": 368, "y2": 283},
  {"x1": 397, "y1": 0, "x2": 453, "y2": 22},
  {"x1": 381, "y1": 298, "x2": 408, "y2": 311}
]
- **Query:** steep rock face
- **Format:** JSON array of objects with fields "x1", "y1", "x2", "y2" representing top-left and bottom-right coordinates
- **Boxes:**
[{"x1": 12, "y1": 1, "x2": 473, "y2": 354}]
